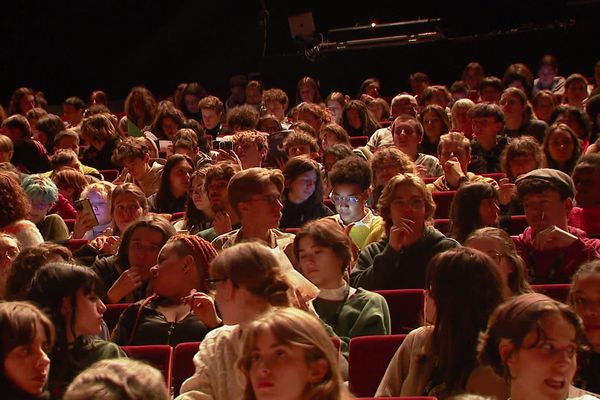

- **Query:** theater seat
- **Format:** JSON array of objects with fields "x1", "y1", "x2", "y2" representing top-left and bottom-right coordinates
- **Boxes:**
[
  {"x1": 173, "y1": 341, "x2": 201, "y2": 396},
  {"x1": 432, "y1": 191, "x2": 456, "y2": 220},
  {"x1": 532, "y1": 284, "x2": 571, "y2": 303},
  {"x1": 121, "y1": 345, "x2": 173, "y2": 389},
  {"x1": 481, "y1": 172, "x2": 506, "y2": 182},
  {"x1": 63, "y1": 218, "x2": 75, "y2": 232},
  {"x1": 433, "y1": 218, "x2": 450, "y2": 235},
  {"x1": 349, "y1": 334, "x2": 407, "y2": 397},
  {"x1": 350, "y1": 136, "x2": 369, "y2": 148},
  {"x1": 508, "y1": 215, "x2": 528, "y2": 235},
  {"x1": 374, "y1": 289, "x2": 424, "y2": 334},
  {"x1": 104, "y1": 303, "x2": 130, "y2": 333},
  {"x1": 99, "y1": 169, "x2": 120, "y2": 182}
]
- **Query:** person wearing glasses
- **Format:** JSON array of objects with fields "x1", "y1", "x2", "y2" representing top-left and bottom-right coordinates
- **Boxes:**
[
  {"x1": 467, "y1": 102, "x2": 508, "y2": 174},
  {"x1": 326, "y1": 156, "x2": 384, "y2": 250},
  {"x1": 350, "y1": 173, "x2": 458, "y2": 290}
]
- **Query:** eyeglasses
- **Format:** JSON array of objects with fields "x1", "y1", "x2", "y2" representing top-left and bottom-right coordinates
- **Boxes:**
[
  {"x1": 329, "y1": 192, "x2": 362, "y2": 206},
  {"x1": 205, "y1": 278, "x2": 227, "y2": 291},
  {"x1": 248, "y1": 194, "x2": 283, "y2": 207}
]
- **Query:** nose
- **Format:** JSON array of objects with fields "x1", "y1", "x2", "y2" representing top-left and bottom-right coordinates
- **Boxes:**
[
  {"x1": 35, "y1": 346, "x2": 50, "y2": 368},
  {"x1": 97, "y1": 299, "x2": 107, "y2": 314}
]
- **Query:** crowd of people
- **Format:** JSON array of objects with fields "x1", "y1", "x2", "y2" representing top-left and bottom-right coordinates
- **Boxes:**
[{"x1": 0, "y1": 54, "x2": 599, "y2": 400}]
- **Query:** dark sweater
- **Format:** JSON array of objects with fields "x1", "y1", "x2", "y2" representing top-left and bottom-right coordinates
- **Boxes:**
[
  {"x1": 279, "y1": 199, "x2": 334, "y2": 229},
  {"x1": 12, "y1": 140, "x2": 51, "y2": 173},
  {"x1": 575, "y1": 350, "x2": 600, "y2": 394},
  {"x1": 350, "y1": 226, "x2": 459, "y2": 290},
  {"x1": 468, "y1": 136, "x2": 508, "y2": 174}
]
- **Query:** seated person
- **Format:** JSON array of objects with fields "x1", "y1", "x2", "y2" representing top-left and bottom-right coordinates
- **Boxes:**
[
  {"x1": 367, "y1": 94, "x2": 418, "y2": 151},
  {"x1": 42, "y1": 149, "x2": 101, "y2": 181},
  {"x1": 0, "y1": 134, "x2": 14, "y2": 164},
  {"x1": 513, "y1": 168, "x2": 600, "y2": 283},
  {"x1": 569, "y1": 153, "x2": 600, "y2": 237},
  {"x1": 533, "y1": 54, "x2": 566, "y2": 96},
  {"x1": 449, "y1": 182, "x2": 500, "y2": 243},
  {"x1": 283, "y1": 130, "x2": 320, "y2": 160},
  {"x1": 500, "y1": 87, "x2": 547, "y2": 142},
  {"x1": 350, "y1": 173, "x2": 459, "y2": 290},
  {"x1": 479, "y1": 76, "x2": 504, "y2": 104},
  {"x1": 72, "y1": 181, "x2": 115, "y2": 240},
  {"x1": 232, "y1": 130, "x2": 268, "y2": 169},
  {"x1": 51, "y1": 169, "x2": 89, "y2": 219},
  {"x1": 1, "y1": 114, "x2": 50, "y2": 173},
  {"x1": 21, "y1": 174, "x2": 69, "y2": 242},
  {"x1": 296, "y1": 101, "x2": 332, "y2": 133},
  {"x1": 326, "y1": 156, "x2": 384, "y2": 250},
  {"x1": 295, "y1": 219, "x2": 390, "y2": 357},
  {"x1": 370, "y1": 147, "x2": 416, "y2": 209},
  {"x1": 62, "y1": 96, "x2": 85, "y2": 127},
  {"x1": 112, "y1": 234, "x2": 219, "y2": 346},
  {"x1": 174, "y1": 168, "x2": 214, "y2": 235},
  {"x1": 319, "y1": 123, "x2": 351, "y2": 150},
  {"x1": 147, "y1": 154, "x2": 194, "y2": 214},
  {"x1": 80, "y1": 114, "x2": 121, "y2": 171},
  {"x1": 198, "y1": 95, "x2": 225, "y2": 138},
  {"x1": 451, "y1": 98, "x2": 475, "y2": 139},
  {"x1": 0, "y1": 173, "x2": 44, "y2": 248},
  {"x1": 263, "y1": 88, "x2": 290, "y2": 128},
  {"x1": 322, "y1": 144, "x2": 355, "y2": 195},
  {"x1": 417, "y1": 104, "x2": 450, "y2": 156},
  {"x1": 0, "y1": 233, "x2": 20, "y2": 299},
  {"x1": 391, "y1": 114, "x2": 442, "y2": 178},
  {"x1": 280, "y1": 156, "x2": 333, "y2": 229},
  {"x1": 468, "y1": 102, "x2": 508, "y2": 173},
  {"x1": 53, "y1": 129, "x2": 81, "y2": 155},
  {"x1": 427, "y1": 131, "x2": 498, "y2": 192},
  {"x1": 112, "y1": 137, "x2": 163, "y2": 196},
  {"x1": 226, "y1": 104, "x2": 259, "y2": 133}
]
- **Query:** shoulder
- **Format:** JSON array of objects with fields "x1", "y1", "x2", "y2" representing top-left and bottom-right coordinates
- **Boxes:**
[
  {"x1": 200, "y1": 325, "x2": 239, "y2": 352},
  {"x1": 86, "y1": 338, "x2": 126, "y2": 359}
]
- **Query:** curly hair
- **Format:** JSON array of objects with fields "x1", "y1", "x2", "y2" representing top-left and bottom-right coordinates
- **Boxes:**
[
  {"x1": 124, "y1": 86, "x2": 157, "y2": 129},
  {"x1": 226, "y1": 104, "x2": 259, "y2": 132},
  {"x1": 0, "y1": 172, "x2": 31, "y2": 227}
]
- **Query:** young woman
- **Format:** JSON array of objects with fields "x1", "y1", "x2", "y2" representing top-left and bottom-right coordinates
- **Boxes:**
[
  {"x1": 150, "y1": 101, "x2": 186, "y2": 141},
  {"x1": 91, "y1": 215, "x2": 175, "y2": 304},
  {"x1": 500, "y1": 87, "x2": 547, "y2": 142},
  {"x1": 367, "y1": 97, "x2": 390, "y2": 122},
  {"x1": 295, "y1": 219, "x2": 390, "y2": 355},
  {"x1": 449, "y1": 182, "x2": 500, "y2": 244},
  {"x1": 325, "y1": 92, "x2": 347, "y2": 124},
  {"x1": 27, "y1": 263, "x2": 125, "y2": 398},
  {"x1": 295, "y1": 77, "x2": 322, "y2": 105},
  {"x1": 569, "y1": 260, "x2": 600, "y2": 393},
  {"x1": 0, "y1": 301, "x2": 54, "y2": 400},
  {"x1": 543, "y1": 123, "x2": 582, "y2": 175},
  {"x1": 479, "y1": 293, "x2": 594, "y2": 400},
  {"x1": 532, "y1": 90, "x2": 557, "y2": 124},
  {"x1": 370, "y1": 147, "x2": 416, "y2": 209},
  {"x1": 551, "y1": 105, "x2": 591, "y2": 146},
  {"x1": 319, "y1": 123, "x2": 351, "y2": 150},
  {"x1": 112, "y1": 234, "x2": 219, "y2": 346},
  {"x1": 237, "y1": 307, "x2": 352, "y2": 400},
  {"x1": 418, "y1": 104, "x2": 451, "y2": 155},
  {"x1": 177, "y1": 242, "x2": 292, "y2": 400},
  {"x1": 118, "y1": 86, "x2": 157, "y2": 136},
  {"x1": 148, "y1": 154, "x2": 194, "y2": 214},
  {"x1": 280, "y1": 156, "x2": 334, "y2": 229},
  {"x1": 80, "y1": 114, "x2": 121, "y2": 171},
  {"x1": 376, "y1": 247, "x2": 508, "y2": 398},
  {"x1": 341, "y1": 100, "x2": 381, "y2": 137},
  {"x1": 465, "y1": 227, "x2": 533, "y2": 297},
  {"x1": 51, "y1": 169, "x2": 89, "y2": 219},
  {"x1": 563, "y1": 73, "x2": 589, "y2": 109},
  {"x1": 174, "y1": 168, "x2": 214, "y2": 235}
]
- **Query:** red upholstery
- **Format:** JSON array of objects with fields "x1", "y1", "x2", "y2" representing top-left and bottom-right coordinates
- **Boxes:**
[
  {"x1": 432, "y1": 191, "x2": 456, "y2": 219},
  {"x1": 508, "y1": 215, "x2": 528, "y2": 235},
  {"x1": 349, "y1": 334, "x2": 407, "y2": 397},
  {"x1": 481, "y1": 172, "x2": 507, "y2": 182},
  {"x1": 532, "y1": 284, "x2": 572, "y2": 303},
  {"x1": 64, "y1": 219, "x2": 75, "y2": 232},
  {"x1": 379, "y1": 120, "x2": 392, "y2": 127},
  {"x1": 433, "y1": 218, "x2": 450, "y2": 235},
  {"x1": 350, "y1": 136, "x2": 369, "y2": 148},
  {"x1": 356, "y1": 397, "x2": 437, "y2": 400},
  {"x1": 423, "y1": 177, "x2": 437, "y2": 184},
  {"x1": 284, "y1": 228, "x2": 300, "y2": 234},
  {"x1": 173, "y1": 341, "x2": 201, "y2": 396},
  {"x1": 374, "y1": 289, "x2": 424, "y2": 334},
  {"x1": 171, "y1": 211, "x2": 185, "y2": 221},
  {"x1": 99, "y1": 169, "x2": 120, "y2": 181},
  {"x1": 121, "y1": 345, "x2": 173, "y2": 389},
  {"x1": 66, "y1": 239, "x2": 89, "y2": 252},
  {"x1": 104, "y1": 303, "x2": 130, "y2": 333}
]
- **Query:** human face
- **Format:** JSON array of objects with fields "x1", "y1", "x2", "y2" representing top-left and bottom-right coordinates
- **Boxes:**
[
  {"x1": 452, "y1": 107, "x2": 473, "y2": 136},
  {"x1": 288, "y1": 170, "x2": 317, "y2": 204},
  {"x1": 500, "y1": 93, "x2": 526, "y2": 121},
  {"x1": 86, "y1": 191, "x2": 111, "y2": 225},
  {"x1": 439, "y1": 141, "x2": 470, "y2": 173},
  {"x1": 191, "y1": 175, "x2": 211, "y2": 212},
  {"x1": 235, "y1": 141, "x2": 264, "y2": 169},
  {"x1": 287, "y1": 143, "x2": 313, "y2": 159},
  {"x1": 422, "y1": 110, "x2": 444, "y2": 139},
  {"x1": 391, "y1": 98, "x2": 418, "y2": 118},
  {"x1": 572, "y1": 165, "x2": 600, "y2": 208},
  {"x1": 112, "y1": 193, "x2": 144, "y2": 233},
  {"x1": 55, "y1": 136, "x2": 79, "y2": 155},
  {"x1": 566, "y1": 81, "x2": 588, "y2": 106},
  {"x1": 534, "y1": 97, "x2": 555, "y2": 123},
  {"x1": 538, "y1": 65, "x2": 557, "y2": 87},
  {"x1": 375, "y1": 158, "x2": 403, "y2": 188},
  {"x1": 3, "y1": 322, "x2": 50, "y2": 395},
  {"x1": 464, "y1": 69, "x2": 482, "y2": 91},
  {"x1": 246, "y1": 87, "x2": 262, "y2": 106},
  {"x1": 151, "y1": 242, "x2": 188, "y2": 298},
  {"x1": 547, "y1": 129, "x2": 575, "y2": 166},
  {"x1": 327, "y1": 100, "x2": 343, "y2": 123},
  {"x1": 63, "y1": 104, "x2": 83, "y2": 126},
  {"x1": 298, "y1": 236, "x2": 344, "y2": 289},
  {"x1": 258, "y1": 119, "x2": 281, "y2": 135},
  {"x1": 123, "y1": 156, "x2": 148, "y2": 180},
  {"x1": 184, "y1": 94, "x2": 200, "y2": 114},
  {"x1": 19, "y1": 94, "x2": 36, "y2": 114},
  {"x1": 128, "y1": 227, "x2": 163, "y2": 280},
  {"x1": 465, "y1": 236, "x2": 513, "y2": 289},
  {"x1": 480, "y1": 86, "x2": 501, "y2": 104},
  {"x1": 66, "y1": 289, "x2": 106, "y2": 340},
  {"x1": 571, "y1": 273, "x2": 600, "y2": 351},
  {"x1": 207, "y1": 179, "x2": 229, "y2": 212},
  {"x1": 505, "y1": 314, "x2": 577, "y2": 400},
  {"x1": 509, "y1": 155, "x2": 537, "y2": 180},
  {"x1": 202, "y1": 109, "x2": 221, "y2": 130},
  {"x1": 522, "y1": 190, "x2": 570, "y2": 234},
  {"x1": 368, "y1": 102, "x2": 384, "y2": 122},
  {"x1": 299, "y1": 84, "x2": 316, "y2": 103},
  {"x1": 266, "y1": 101, "x2": 286, "y2": 121},
  {"x1": 392, "y1": 120, "x2": 421, "y2": 158},
  {"x1": 366, "y1": 82, "x2": 380, "y2": 98},
  {"x1": 297, "y1": 110, "x2": 320, "y2": 132},
  {"x1": 555, "y1": 113, "x2": 584, "y2": 140},
  {"x1": 346, "y1": 108, "x2": 362, "y2": 130},
  {"x1": 479, "y1": 197, "x2": 500, "y2": 226},
  {"x1": 162, "y1": 117, "x2": 179, "y2": 140},
  {"x1": 330, "y1": 183, "x2": 367, "y2": 225},
  {"x1": 170, "y1": 160, "x2": 193, "y2": 197},
  {"x1": 0, "y1": 236, "x2": 19, "y2": 275},
  {"x1": 320, "y1": 130, "x2": 340, "y2": 150},
  {"x1": 471, "y1": 116, "x2": 503, "y2": 140},
  {"x1": 389, "y1": 183, "x2": 426, "y2": 236},
  {"x1": 240, "y1": 184, "x2": 283, "y2": 229},
  {"x1": 250, "y1": 329, "x2": 318, "y2": 400},
  {"x1": 28, "y1": 199, "x2": 53, "y2": 224}
]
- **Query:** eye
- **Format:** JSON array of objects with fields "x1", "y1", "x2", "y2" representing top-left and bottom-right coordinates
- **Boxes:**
[
  {"x1": 539, "y1": 342, "x2": 553, "y2": 352},
  {"x1": 275, "y1": 349, "x2": 287, "y2": 358},
  {"x1": 250, "y1": 352, "x2": 262, "y2": 363},
  {"x1": 574, "y1": 297, "x2": 587, "y2": 305}
]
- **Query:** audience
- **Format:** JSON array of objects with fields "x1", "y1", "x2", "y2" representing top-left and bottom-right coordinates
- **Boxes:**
[
  {"x1": 569, "y1": 153, "x2": 600, "y2": 237},
  {"x1": 147, "y1": 154, "x2": 194, "y2": 214},
  {"x1": 391, "y1": 114, "x2": 443, "y2": 177},
  {"x1": 468, "y1": 103, "x2": 508, "y2": 173},
  {"x1": 0, "y1": 172, "x2": 44, "y2": 247},
  {"x1": 112, "y1": 137, "x2": 164, "y2": 196},
  {"x1": 449, "y1": 182, "x2": 500, "y2": 244}
]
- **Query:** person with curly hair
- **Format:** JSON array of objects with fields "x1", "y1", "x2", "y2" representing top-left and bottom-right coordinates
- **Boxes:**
[
  {"x1": 118, "y1": 86, "x2": 158, "y2": 136},
  {"x1": 0, "y1": 172, "x2": 43, "y2": 248}
]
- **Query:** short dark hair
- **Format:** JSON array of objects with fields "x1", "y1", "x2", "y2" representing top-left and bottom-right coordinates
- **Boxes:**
[
  {"x1": 468, "y1": 102, "x2": 505, "y2": 123},
  {"x1": 329, "y1": 156, "x2": 372, "y2": 191},
  {"x1": 2, "y1": 114, "x2": 32, "y2": 139},
  {"x1": 63, "y1": 96, "x2": 86, "y2": 110}
]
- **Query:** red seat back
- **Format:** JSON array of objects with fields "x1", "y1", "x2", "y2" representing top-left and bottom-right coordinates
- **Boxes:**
[
  {"x1": 508, "y1": 215, "x2": 528, "y2": 235},
  {"x1": 104, "y1": 303, "x2": 130, "y2": 333},
  {"x1": 374, "y1": 289, "x2": 424, "y2": 334},
  {"x1": 433, "y1": 218, "x2": 450, "y2": 235},
  {"x1": 121, "y1": 345, "x2": 173, "y2": 389},
  {"x1": 349, "y1": 334, "x2": 407, "y2": 397},
  {"x1": 432, "y1": 191, "x2": 456, "y2": 219},
  {"x1": 63, "y1": 219, "x2": 76, "y2": 233},
  {"x1": 532, "y1": 284, "x2": 572, "y2": 303},
  {"x1": 173, "y1": 341, "x2": 201, "y2": 396},
  {"x1": 350, "y1": 136, "x2": 369, "y2": 148},
  {"x1": 481, "y1": 172, "x2": 506, "y2": 182},
  {"x1": 99, "y1": 169, "x2": 120, "y2": 182}
]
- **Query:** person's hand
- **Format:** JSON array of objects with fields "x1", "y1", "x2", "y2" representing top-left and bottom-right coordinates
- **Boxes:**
[
  {"x1": 107, "y1": 267, "x2": 142, "y2": 303},
  {"x1": 533, "y1": 225, "x2": 578, "y2": 251},
  {"x1": 443, "y1": 157, "x2": 465, "y2": 188},
  {"x1": 388, "y1": 218, "x2": 415, "y2": 252},
  {"x1": 213, "y1": 211, "x2": 232, "y2": 235},
  {"x1": 498, "y1": 178, "x2": 516, "y2": 206},
  {"x1": 91, "y1": 235, "x2": 120, "y2": 254},
  {"x1": 72, "y1": 210, "x2": 97, "y2": 239},
  {"x1": 183, "y1": 289, "x2": 221, "y2": 328},
  {"x1": 415, "y1": 164, "x2": 428, "y2": 179}
]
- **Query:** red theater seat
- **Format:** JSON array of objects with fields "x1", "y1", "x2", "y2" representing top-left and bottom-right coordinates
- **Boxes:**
[
  {"x1": 173, "y1": 341, "x2": 201, "y2": 396},
  {"x1": 374, "y1": 289, "x2": 424, "y2": 334},
  {"x1": 121, "y1": 345, "x2": 173, "y2": 389},
  {"x1": 481, "y1": 172, "x2": 507, "y2": 182},
  {"x1": 532, "y1": 284, "x2": 571, "y2": 303},
  {"x1": 350, "y1": 136, "x2": 369, "y2": 147},
  {"x1": 99, "y1": 169, "x2": 120, "y2": 181},
  {"x1": 433, "y1": 218, "x2": 450, "y2": 235},
  {"x1": 432, "y1": 191, "x2": 456, "y2": 219}
]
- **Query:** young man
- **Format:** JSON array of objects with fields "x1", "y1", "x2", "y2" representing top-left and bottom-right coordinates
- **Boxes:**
[
  {"x1": 479, "y1": 76, "x2": 504, "y2": 104},
  {"x1": 226, "y1": 105, "x2": 259, "y2": 133},
  {"x1": 468, "y1": 102, "x2": 508, "y2": 173},
  {"x1": 198, "y1": 96, "x2": 224, "y2": 138},
  {"x1": 427, "y1": 132, "x2": 497, "y2": 192},
  {"x1": 112, "y1": 137, "x2": 163, "y2": 196},
  {"x1": 327, "y1": 156, "x2": 383, "y2": 250},
  {"x1": 367, "y1": 94, "x2": 418, "y2": 151},
  {"x1": 296, "y1": 102, "x2": 331, "y2": 133},
  {"x1": 62, "y1": 96, "x2": 86, "y2": 127},
  {"x1": 1, "y1": 114, "x2": 50, "y2": 173},
  {"x1": 513, "y1": 168, "x2": 600, "y2": 283},
  {"x1": 391, "y1": 115, "x2": 442, "y2": 177},
  {"x1": 232, "y1": 130, "x2": 268, "y2": 169},
  {"x1": 282, "y1": 131, "x2": 319, "y2": 160},
  {"x1": 262, "y1": 88, "x2": 290, "y2": 128},
  {"x1": 569, "y1": 153, "x2": 600, "y2": 237}
]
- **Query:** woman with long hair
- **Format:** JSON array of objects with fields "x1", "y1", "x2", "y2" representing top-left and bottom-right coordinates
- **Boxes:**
[
  {"x1": 174, "y1": 168, "x2": 214, "y2": 235},
  {"x1": 148, "y1": 154, "x2": 194, "y2": 214},
  {"x1": 118, "y1": 86, "x2": 157, "y2": 136},
  {"x1": 418, "y1": 104, "x2": 451, "y2": 155},
  {"x1": 341, "y1": 100, "x2": 381, "y2": 137},
  {"x1": 449, "y1": 182, "x2": 500, "y2": 244},
  {"x1": 543, "y1": 123, "x2": 582, "y2": 175}
]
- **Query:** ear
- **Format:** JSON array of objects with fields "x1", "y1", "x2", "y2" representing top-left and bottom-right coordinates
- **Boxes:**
[
  {"x1": 499, "y1": 338, "x2": 517, "y2": 372},
  {"x1": 221, "y1": 279, "x2": 235, "y2": 301},
  {"x1": 308, "y1": 358, "x2": 329, "y2": 384},
  {"x1": 182, "y1": 254, "x2": 195, "y2": 273},
  {"x1": 564, "y1": 197, "x2": 573, "y2": 214},
  {"x1": 144, "y1": 153, "x2": 151, "y2": 164},
  {"x1": 61, "y1": 296, "x2": 72, "y2": 319}
]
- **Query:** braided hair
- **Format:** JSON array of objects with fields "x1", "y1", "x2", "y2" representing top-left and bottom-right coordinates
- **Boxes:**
[{"x1": 166, "y1": 234, "x2": 218, "y2": 292}]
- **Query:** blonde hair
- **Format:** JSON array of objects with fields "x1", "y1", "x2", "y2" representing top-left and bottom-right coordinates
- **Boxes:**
[
  {"x1": 80, "y1": 181, "x2": 115, "y2": 205},
  {"x1": 237, "y1": 307, "x2": 350, "y2": 400}
]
